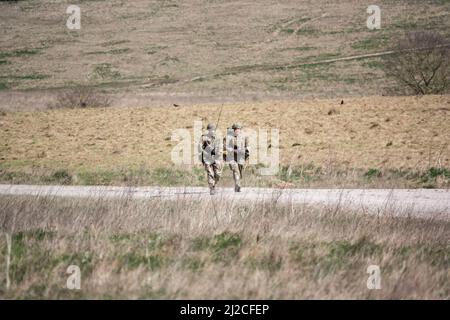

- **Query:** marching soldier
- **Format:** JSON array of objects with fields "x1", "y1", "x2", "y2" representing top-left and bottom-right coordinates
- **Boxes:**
[
  {"x1": 199, "y1": 123, "x2": 223, "y2": 195},
  {"x1": 224, "y1": 123, "x2": 249, "y2": 192}
]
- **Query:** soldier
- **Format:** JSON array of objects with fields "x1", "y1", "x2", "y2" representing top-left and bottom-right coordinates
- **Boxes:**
[
  {"x1": 224, "y1": 123, "x2": 249, "y2": 192},
  {"x1": 199, "y1": 123, "x2": 223, "y2": 195}
]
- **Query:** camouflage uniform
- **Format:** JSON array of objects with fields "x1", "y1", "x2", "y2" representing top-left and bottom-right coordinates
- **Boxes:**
[
  {"x1": 199, "y1": 124, "x2": 223, "y2": 195},
  {"x1": 224, "y1": 123, "x2": 249, "y2": 192}
]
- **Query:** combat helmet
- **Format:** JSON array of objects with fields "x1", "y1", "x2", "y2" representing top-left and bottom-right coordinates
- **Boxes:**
[{"x1": 231, "y1": 123, "x2": 242, "y2": 130}]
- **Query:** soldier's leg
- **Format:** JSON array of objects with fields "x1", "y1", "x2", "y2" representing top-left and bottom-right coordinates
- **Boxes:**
[
  {"x1": 229, "y1": 162, "x2": 241, "y2": 192},
  {"x1": 213, "y1": 161, "x2": 223, "y2": 184},
  {"x1": 204, "y1": 164, "x2": 216, "y2": 191},
  {"x1": 237, "y1": 164, "x2": 244, "y2": 192},
  {"x1": 238, "y1": 164, "x2": 243, "y2": 179}
]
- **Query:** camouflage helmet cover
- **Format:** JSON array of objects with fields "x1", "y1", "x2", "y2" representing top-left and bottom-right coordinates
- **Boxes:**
[
  {"x1": 206, "y1": 123, "x2": 216, "y2": 131},
  {"x1": 231, "y1": 123, "x2": 242, "y2": 129}
]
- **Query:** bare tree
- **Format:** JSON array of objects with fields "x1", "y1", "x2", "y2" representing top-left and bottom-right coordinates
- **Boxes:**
[{"x1": 383, "y1": 31, "x2": 450, "y2": 95}]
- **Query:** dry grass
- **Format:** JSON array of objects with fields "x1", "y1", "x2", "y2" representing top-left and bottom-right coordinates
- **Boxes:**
[
  {"x1": 0, "y1": 193, "x2": 448, "y2": 299},
  {"x1": 0, "y1": 95, "x2": 449, "y2": 181}
]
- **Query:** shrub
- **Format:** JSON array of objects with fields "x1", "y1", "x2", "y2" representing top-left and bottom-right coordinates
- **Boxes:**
[
  {"x1": 364, "y1": 168, "x2": 382, "y2": 179},
  {"x1": 50, "y1": 87, "x2": 112, "y2": 109}
]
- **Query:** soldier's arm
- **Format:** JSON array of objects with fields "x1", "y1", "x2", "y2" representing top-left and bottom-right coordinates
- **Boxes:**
[
  {"x1": 245, "y1": 136, "x2": 250, "y2": 159},
  {"x1": 203, "y1": 135, "x2": 213, "y2": 148},
  {"x1": 213, "y1": 138, "x2": 222, "y2": 161},
  {"x1": 222, "y1": 136, "x2": 227, "y2": 161}
]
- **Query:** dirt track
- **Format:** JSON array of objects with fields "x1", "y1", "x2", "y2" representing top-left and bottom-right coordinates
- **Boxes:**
[{"x1": 0, "y1": 184, "x2": 449, "y2": 220}]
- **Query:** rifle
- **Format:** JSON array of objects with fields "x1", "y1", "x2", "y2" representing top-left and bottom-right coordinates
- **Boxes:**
[{"x1": 215, "y1": 103, "x2": 224, "y2": 131}]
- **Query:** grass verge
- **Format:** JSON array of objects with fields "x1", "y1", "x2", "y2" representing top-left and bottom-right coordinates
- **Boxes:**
[
  {"x1": 0, "y1": 165, "x2": 449, "y2": 189},
  {"x1": 0, "y1": 194, "x2": 448, "y2": 299}
]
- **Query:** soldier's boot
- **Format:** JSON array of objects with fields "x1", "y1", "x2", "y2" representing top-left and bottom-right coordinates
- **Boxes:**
[
  {"x1": 234, "y1": 185, "x2": 241, "y2": 193},
  {"x1": 210, "y1": 186, "x2": 216, "y2": 195}
]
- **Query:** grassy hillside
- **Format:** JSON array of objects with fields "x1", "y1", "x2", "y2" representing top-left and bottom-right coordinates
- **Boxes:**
[{"x1": 0, "y1": 0, "x2": 449, "y2": 103}]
